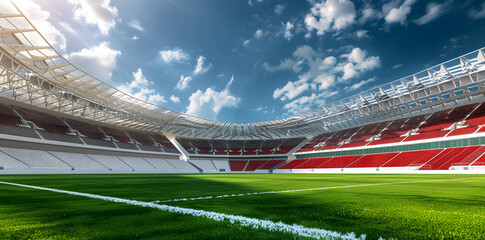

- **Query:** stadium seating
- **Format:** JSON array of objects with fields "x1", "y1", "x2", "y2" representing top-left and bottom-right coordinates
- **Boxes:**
[
  {"x1": 294, "y1": 157, "x2": 332, "y2": 169},
  {"x1": 0, "y1": 147, "x2": 71, "y2": 169},
  {"x1": 244, "y1": 160, "x2": 269, "y2": 171},
  {"x1": 49, "y1": 152, "x2": 108, "y2": 170},
  {"x1": 382, "y1": 149, "x2": 442, "y2": 167},
  {"x1": 346, "y1": 153, "x2": 398, "y2": 168},
  {"x1": 257, "y1": 160, "x2": 285, "y2": 170},
  {"x1": 0, "y1": 149, "x2": 30, "y2": 169},
  {"x1": 229, "y1": 161, "x2": 248, "y2": 171},
  {"x1": 0, "y1": 104, "x2": 39, "y2": 139},
  {"x1": 212, "y1": 160, "x2": 230, "y2": 171},
  {"x1": 452, "y1": 146, "x2": 485, "y2": 166},
  {"x1": 316, "y1": 156, "x2": 361, "y2": 169},
  {"x1": 16, "y1": 107, "x2": 83, "y2": 144},
  {"x1": 86, "y1": 154, "x2": 133, "y2": 171},
  {"x1": 190, "y1": 160, "x2": 218, "y2": 172}
]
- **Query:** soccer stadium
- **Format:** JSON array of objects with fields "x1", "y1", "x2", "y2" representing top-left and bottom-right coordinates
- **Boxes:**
[{"x1": 0, "y1": 1, "x2": 484, "y2": 239}]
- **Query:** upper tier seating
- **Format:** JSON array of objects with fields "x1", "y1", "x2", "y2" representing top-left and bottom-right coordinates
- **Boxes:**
[
  {"x1": 16, "y1": 107, "x2": 83, "y2": 144},
  {"x1": 65, "y1": 119, "x2": 116, "y2": 148},
  {"x1": 0, "y1": 104, "x2": 39, "y2": 139},
  {"x1": 298, "y1": 103, "x2": 485, "y2": 153}
]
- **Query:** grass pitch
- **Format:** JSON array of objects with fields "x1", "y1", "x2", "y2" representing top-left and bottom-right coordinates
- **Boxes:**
[{"x1": 0, "y1": 174, "x2": 484, "y2": 240}]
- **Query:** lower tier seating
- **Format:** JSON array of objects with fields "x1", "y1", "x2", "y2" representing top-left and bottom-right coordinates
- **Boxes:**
[{"x1": 283, "y1": 146, "x2": 485, "y2": 171}]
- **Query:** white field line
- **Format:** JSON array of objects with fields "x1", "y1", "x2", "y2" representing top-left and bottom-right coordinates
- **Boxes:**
[
  {"x1": 157, "y1": 177, "x2": 485, "y2": 203},
  {"x1": 0, "y1": 181, "x2": 364, "y2": 240}
]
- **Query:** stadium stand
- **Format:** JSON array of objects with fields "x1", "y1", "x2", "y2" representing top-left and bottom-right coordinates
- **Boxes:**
[
  {"x1": 0, "y1": 103, "x2": 39, "y2": 139},
  {"x1": 0, "y1": 8, "x2": 484, "y2": 175}
]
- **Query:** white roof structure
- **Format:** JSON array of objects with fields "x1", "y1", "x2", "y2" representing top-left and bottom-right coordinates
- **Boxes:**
[{"x1": 0, "y1": 1, "x2": 485, "y2": 141}]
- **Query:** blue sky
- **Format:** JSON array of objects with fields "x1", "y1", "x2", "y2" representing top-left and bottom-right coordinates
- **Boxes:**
[{"x1": 14, "y1": 0, "x2": 485, "y2": 123}]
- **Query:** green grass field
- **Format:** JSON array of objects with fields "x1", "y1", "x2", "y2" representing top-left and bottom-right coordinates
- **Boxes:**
[{"x1": 0, "y1": 174, "x2": 484, "y2": 240}]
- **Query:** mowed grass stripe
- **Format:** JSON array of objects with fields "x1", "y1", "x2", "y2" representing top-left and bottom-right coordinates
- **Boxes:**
[
  {"x1": 160, "y1": 176, "x2": 485, "y2": 203},
  {"x1": 0, "y1": 181, "x2": 366, "y2": 240}
]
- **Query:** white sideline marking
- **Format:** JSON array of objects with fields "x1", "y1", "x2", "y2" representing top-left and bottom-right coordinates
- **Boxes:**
[
  {"x1": 0, "y1": 181, "x2": 364, "y2": 240},
  {"x1": 158, "y1": 177, "x2": 485, "y2": 203}
]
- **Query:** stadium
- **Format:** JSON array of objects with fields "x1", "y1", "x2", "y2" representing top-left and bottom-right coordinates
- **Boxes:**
[{"x1": 0, "y1": 1, "x2": 484, "y2": 239}]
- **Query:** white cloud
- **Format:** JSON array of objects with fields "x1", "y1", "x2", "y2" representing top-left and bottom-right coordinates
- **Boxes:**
[
  {"x1": 270, "y1": 46, "x2": 380, "y2": 102},
  {"x1": 159, "y1": 48, "x2": 189, "y2": 63},
  {"x1": 175, "y1": 75, "x2": 192, "y2": 90},
  {"x1": 263, "y1": 58, "x2": 298, "y2": 72},
  {"x1": 248, "y1": 0, "x2": 263, "y2": 6},
  {"x1": 128, "y1": 19, "x2": 144, "y2": 31},
  {"x1": 69, "y1": 0, "x2": 119, "y2": 35},
  {"x1": 283, "y1": 21, "x2": 294, "y2": 40},
  {"x1": 60, "y1": 22, "x2": 75, "y2": 34},
  {"x1": 243, "y1": 39, "x2": 251, "y2": 47},
  {"x1": 254, "y1": 29, "x2": 263, "y2": 39},
  {"x1": 170, "y1": 95, "x2": 180, "y2": 103},
  {"x1": 118, "y1": 68, "x2": 166, "y2": 104},
  {"x1": 274, "y1": 4, "x2": 285, "y2": 15},
  {"x1": 186, "y1": 76, "x2": 239, "y2": 120},
  {"x1": 11, "y1": 0, "x2": 67, "y2": 50},
  {"x1": 414, "y1": 1, "x2": 451, "y2": 25},
  {"x1": 345, "y1": 77, "x2": 376, "y2": 91},
  {"x1": 65, "y1": 41, "x2": 121, "y2": 81},
  {"x1": 283, "y1": 91, "x2": 338, "y2": 116},
  {"x1": 359, "y1": 6, "x2": 382, "y2": 23},
  {"x1": 304, "y1": 0, "x2": 356, "y2": 37},
  {"x1": 384, "y1": 0, "x2": 417, "y2": 25},
  {"x1": 355, "y1": 30, "x2": 369, "y2": 39},
  {"x1": 194, "y1": 56, "x2": 212, "y2": 75},
  {"x1": 132, "y1": 35, "x2": 138, "y2": 40},
  {"x1": 341, "y1": 48, "x2": 381, "y2": 80},
  {"x1": 273, "y1": 76, "x2": 311, "y2": 101},
  {"x1": 469, "y1": 2, "x2": 485, "y2": 19},
  {"x1": 392, "y1": 63, "x2": 403, "y2": 69}
]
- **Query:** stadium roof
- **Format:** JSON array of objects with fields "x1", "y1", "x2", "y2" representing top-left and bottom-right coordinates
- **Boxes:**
[{"x1": 0, "y1": 1, "x2": 484, "y2": 140}]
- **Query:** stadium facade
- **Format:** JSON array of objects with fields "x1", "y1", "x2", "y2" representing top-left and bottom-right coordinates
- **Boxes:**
[{"x1": 0, "y1": 2, "x2": 485, "y2": 174}]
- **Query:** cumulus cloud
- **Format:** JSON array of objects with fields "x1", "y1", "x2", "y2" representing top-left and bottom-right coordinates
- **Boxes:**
[
  {"x1": 469, "y1": 2, "x2": 485, "y2": 19},
  {"x1": 159, "y1": 48, "x2": 189, "y2": 63},
  {"x1": 283, "y1": 21, "x2": 294, "y2": 40},
  {"x1": 69, "y1": 0, "x2": 119, "y2": 34},
  {"x1": 128, "y1": 19, "x2": 144, "y2": 31},
  {"x1": 65, "y1": 41, "x2": 121, "y2": 81},
  {"x1": 384, "y1": 0, "x2": 417, "y2": 25},
  {"x1": 185, "y1": 76, "x2": 239, "y2": 120},
  {"x1": 263, "y1": 58, "x2": 298, "y2": 72},
  {"x1": 355, "y1": 30, "x2": 369, "y2": 39},
  {"x1": 283, "y1": 91, "x2": 338, "y2": 116},
  {"x1": 132, "y1": 35, "x2": 138, "y2": 40},
  {"x1": 304, "y1": 0, "x2": 356, "y2": 37},
  {"x1": 170, "y1": 95, "x2": 180, "y2": 103},
  {"x1": 193, "y1": 56, "x2": 212, "y2": 75},
  {"x1": 9, "y1": 0, "x2": 67, "y2": 50},
  {"x1": 175, "y1": 75, "x2": 192, "y2": 90},
  {"x1": 270, "y1": 46, "x2": 380, "y2": 104},
  {"x1": 248, "y1": 0, "x2": 263, "y2": 6},
  {"x1": 274, "y1": 4, "x2": 285, "y2": 15},
  {"x1": 359, "y1": 6, "x2": 382, "y2": 23},
  {"x1": 118, "y1": 68, "x2": 166, "y2": 104},
  {"x1": 243, "y1": 39, "x2": 251, "y2": 47},
  {"x1": 254, "y1": 29, "x2": 263, "y2": 39},
  {"x1": 414, "y1": 1, "x2": 452, "y2": 25}
]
